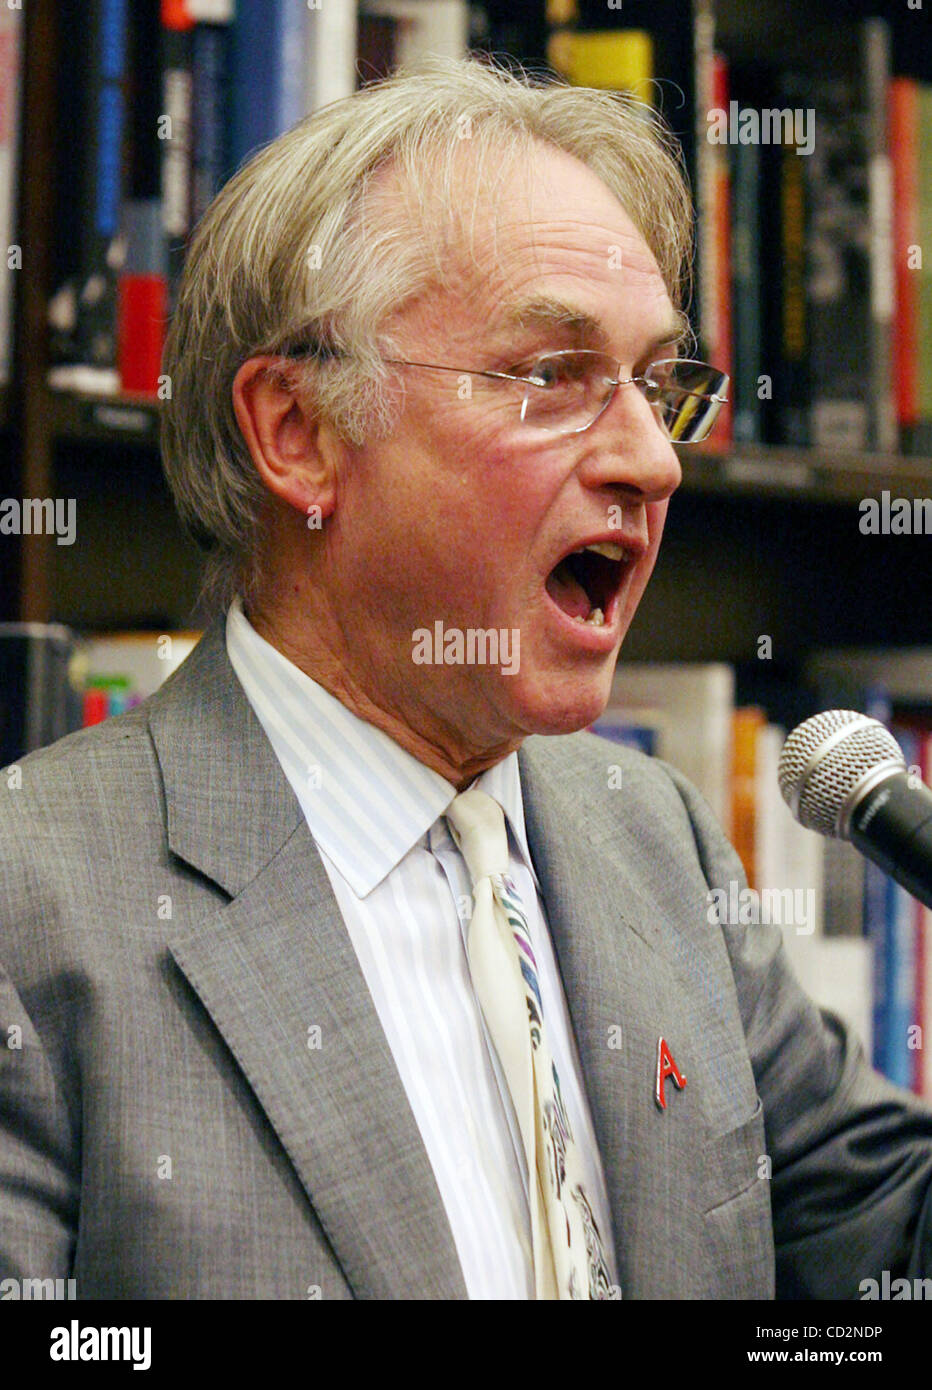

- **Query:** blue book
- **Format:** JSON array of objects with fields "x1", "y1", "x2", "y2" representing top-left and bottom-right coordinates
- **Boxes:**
[
  {"x1": 231, "y1": 0, "x2": 306, "y2": 172},
  {"x1": 885, "y1": 726, "x2": 920, "y2": 1087},
  {"x1": 862, "y1": 686, "x2": 893, "y2": 1074},
  {"x1": 76, "y1": 0, "x2": 131, "y2": 367},
  {"x1": 589, "y1": 715, "x2": 659, "y2": 758},
  {"x1": 192, "y1": 18, "x2": 233, "y2": 221}
]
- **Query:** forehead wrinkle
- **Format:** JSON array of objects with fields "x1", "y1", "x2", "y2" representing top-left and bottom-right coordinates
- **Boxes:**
[{"x1": 491, "y1": 293, "x2": 688, "y2": 358}]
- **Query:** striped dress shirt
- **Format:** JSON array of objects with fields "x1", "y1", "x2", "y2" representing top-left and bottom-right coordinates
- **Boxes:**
[{"x1": 225, "y1": 594, "x2": 618, "y2": 1298}]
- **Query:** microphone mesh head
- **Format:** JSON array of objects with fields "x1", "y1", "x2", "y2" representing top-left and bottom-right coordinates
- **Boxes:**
[{"x1": 778, "y1": 709, "x2": 905, "y2": 836}]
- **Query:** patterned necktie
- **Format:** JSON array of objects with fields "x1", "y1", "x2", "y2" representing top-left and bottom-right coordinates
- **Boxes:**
[{"x1": 446, "y1": 787, "x2": 615, "y2": 1300}]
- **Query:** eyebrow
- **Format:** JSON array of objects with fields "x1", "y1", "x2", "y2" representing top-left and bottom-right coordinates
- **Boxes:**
[{"x1": 496, "y1": 295, "x2": 689, "y2": 358}]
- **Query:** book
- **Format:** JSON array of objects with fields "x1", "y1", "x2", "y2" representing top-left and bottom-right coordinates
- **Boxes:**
[
  {"x1": 754, "y1": 719, "x2": 824, "y2": 942},
  {"x1": 690, "y1": 0, "x2": 737, "y2": 394},
  {"x1": 917, "y1": 84, "x2": 932, "y2": 454},
  {"x1": 729, "y1": 131, "x2": 763, "y2": 442},
  {"x1": 863, "y1": 18, "x2": 897, "y2": 455},
  {"x1": 160, "y1": 0, "x2": 195, "y2": 305},
  {"x1": 551, "y1": 28, "x2": 655, "y2": 103},
  {"x1": 597, "y1": 662, "x2": 734, "y2": 828},
  {"x1": 230, "y1": 0, "x2": 281, "y2": 170},
  {"x1": 55, "y1": 0, "x2": 132, "y2": 372},
  {"x1": 885, "y1": 723, "x2": 921, "y2": 1089},
  {"x1": 702, "y1": 49, "x2": 732, "y2": 450},
  {"x1": 190, "y1": 2, "x2": 233, "y2": 222},
  {"x1": 731, "y1": 706, "x2": 766, "y2": 887},
  {"x1": 589, "y1": 706, "x2": 660, "y2": 758},
  {"x1": 76, "y1": 630, "x2": 202, "y2": 706},
  {"x1": 889, "y1": 75, "x2": 921, "y2": 449},
  {"x1": 360, "y1": 0, "x2": 470, "y2": 71},
  {"x1": 920, "y1": 728, "x2": 932, "y2": 1099},
  {"x1": 305, "y1": 0, "x2": 358, "y2": 109},
  {"x1": 766, "y1": 68, "x2": 809, "y2": 447},
  {"x1": 0, "y1": 3, "x2": 22, "y2": 384},
  {"x1": 805, "y1": 19, "x2": 896, "y2": 452},
  {"x1": 863, "y1": 686, "x2": 895, "y2": 1079},
  {"x1": 0, "y1": 624, "x2": 84, "y2": 767},
  {"x1": 806, "y1": 648, "x2": 932, "y2": 705},
  {"x1": 565, "y1": 1, "x2": 717, "y2": 370}
]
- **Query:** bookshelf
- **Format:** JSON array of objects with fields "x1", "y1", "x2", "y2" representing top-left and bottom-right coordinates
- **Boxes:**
[{"x1": 3, "y1": 0, "x2": 931, "y2": 646}]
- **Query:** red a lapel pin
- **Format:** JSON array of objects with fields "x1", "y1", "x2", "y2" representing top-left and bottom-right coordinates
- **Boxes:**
[{"x1": 655, "y1": 1036, "x2": 686, "y2": 1110}]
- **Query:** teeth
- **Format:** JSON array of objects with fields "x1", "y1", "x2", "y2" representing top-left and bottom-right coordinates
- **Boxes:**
[
  {"x1": 572, "y1": 607, "x2": 605, "y2": 626},
  {"x1": 581, "y1": 542, "x2": 625, "y2": 561}
]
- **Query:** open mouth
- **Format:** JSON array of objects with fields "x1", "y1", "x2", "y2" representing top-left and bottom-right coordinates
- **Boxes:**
[{"x1": 544, "y1": 541, "x2": 628, "y2": 627}]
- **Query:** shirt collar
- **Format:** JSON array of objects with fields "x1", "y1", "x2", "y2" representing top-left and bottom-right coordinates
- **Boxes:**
[{"x1": 225, "y1": 595, "x2": 537, "y2": 897}]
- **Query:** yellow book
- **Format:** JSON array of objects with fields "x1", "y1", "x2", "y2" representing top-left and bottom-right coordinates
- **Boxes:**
[
  {"x1": 731, "y1": 706, "x2": 767, "y2": 889},
  {"x1": 550, "y1": 30, "x2": 654, "y2": 103}
]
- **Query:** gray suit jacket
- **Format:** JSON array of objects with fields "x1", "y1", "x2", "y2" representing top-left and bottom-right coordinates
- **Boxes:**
[{"x1": 1, "y1": 616, "x2": 931, "y2": 1299}]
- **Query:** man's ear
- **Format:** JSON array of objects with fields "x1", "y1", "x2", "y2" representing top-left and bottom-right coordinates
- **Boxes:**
[{"x1": 232, "y1": 356, "x2": 338, "y2": 522}]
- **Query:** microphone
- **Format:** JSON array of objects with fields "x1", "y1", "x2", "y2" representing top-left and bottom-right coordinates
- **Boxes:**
[{"x1": 778, "y1": 709, "x2": 932, "y2": 911}]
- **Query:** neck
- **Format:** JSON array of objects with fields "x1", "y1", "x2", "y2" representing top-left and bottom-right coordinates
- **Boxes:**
[{"x1": 241, "y1": 593, "x2": 522, "y2": 791}]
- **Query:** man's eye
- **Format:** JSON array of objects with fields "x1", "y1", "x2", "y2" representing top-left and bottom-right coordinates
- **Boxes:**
[{"x1": 527, "y1": 356, "x2": 586, "y2": 388}]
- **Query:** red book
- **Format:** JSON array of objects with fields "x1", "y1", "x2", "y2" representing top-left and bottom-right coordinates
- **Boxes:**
[
  {"x1": 118, "y1": 273, "x2": 167, "y2": 394},
  {"x1": 890, "y1": 77, "x2": 920, "y2": 433},
  {"x1": 82, "y1": 688, "x2": 109, "y2": 726},
  {"x1": 697, "y1": 50, "x2": 732, "y2": 452}
]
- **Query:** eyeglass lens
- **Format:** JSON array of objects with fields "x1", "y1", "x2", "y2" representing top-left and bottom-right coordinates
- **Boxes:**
[{"x1": 520, "y1": 353, "x2": 728, "y2": 441}]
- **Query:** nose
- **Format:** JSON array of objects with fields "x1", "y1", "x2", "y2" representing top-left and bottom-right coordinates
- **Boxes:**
[{"x1": 576, "y1": 380, "x2": 682, "y2": 504}]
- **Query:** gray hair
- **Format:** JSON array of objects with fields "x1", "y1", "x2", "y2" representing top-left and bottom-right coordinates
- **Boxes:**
[{"x1": 161, "y1": 54, "x2": 695, "y2": 613}]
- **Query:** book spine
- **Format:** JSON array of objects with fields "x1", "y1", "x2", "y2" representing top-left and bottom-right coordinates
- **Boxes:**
[
  {"x1": 589, "y1": 715, "x2": 659, "y2": 757},
  {"x1": 305, "y1": 0, "x2": 359, "y2": 111},
  {"x1": 805, "y1": 63, "x2": 871, "y2": 449},
  {"x1": 863, "y1": 687, "x2": 893, "y2": 1075},
  {"x1": 886, "y1": 724, "x2": 919, "y2": 1088},
  {"x1": 917, "y1": 84, "x2": 932, "y2": 454},
  {"x1": 922, "y1": 731, "x2": 932, "y2": 1101},
  {"x1": 707, "y1": 49, "x2": 732, "y2": 449},
  {"x1": 0, "y1": 4, "x2": 22, "y2": 383},
  {"x1": 731, "y1": 706, "x2": 766, "y2": 888},
  {"x1": 277, "y1": 0, "x2": 307, "y2": 134},
  {"x1": 890, "y1": 77, "x2": 920, "y2": 442},
  {"x1": 916, "y1": 730, "x2": 932, "y2": 1096},
  {"x1": 776, "y1": 74, "x2": 808, "y2": 447},
  {"x1": 191, "y1": 18, "x2": 232, "y2": 224},
  {"x1": 693, "y1": 0, "x2": 717, "y2": 364},
  {"x1": 77, "y1": 0, "x2": 131, "y2": 369},
  {"x1": 863, "y1": 18, "x2": 897, "y2": 454},
  {"x1": 730, "y1": 137, "x2": 762, "y2": 442},
  {"x1": 160, "y1": 0, "x2": 195, "y2": 308},
  {"x1": 230, "y1": 0, "x2": 279, "y2": 169}
]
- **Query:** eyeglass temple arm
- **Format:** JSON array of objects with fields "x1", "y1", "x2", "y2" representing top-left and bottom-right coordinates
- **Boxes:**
[
  {"x1": 383, "y1": 357, "x2": 548, "y2": 387},
  {"x1": 358, "y1": 356, "x2": 729, "y2": 402}
]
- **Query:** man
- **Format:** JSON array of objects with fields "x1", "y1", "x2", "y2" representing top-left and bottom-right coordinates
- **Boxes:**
[{"x1": 2, "y1": 56, "x2": 931, "y2": 1300}]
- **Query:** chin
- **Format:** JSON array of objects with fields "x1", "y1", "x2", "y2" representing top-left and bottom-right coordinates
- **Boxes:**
[{"x1": 510, "y1": 665, "x2": 616, "y2": 738}]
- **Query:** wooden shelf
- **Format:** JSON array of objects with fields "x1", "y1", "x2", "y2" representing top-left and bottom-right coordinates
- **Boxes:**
[
  {"x1": 681, "y1": 445, "x2": 932, "y2": 505},
  {"x1": 47, "y1": 387, "x2": 161, "y2": 446}
]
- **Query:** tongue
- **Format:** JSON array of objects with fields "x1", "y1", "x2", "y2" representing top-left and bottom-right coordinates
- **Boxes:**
[{"x1": 546, "y1": 558, "x2": 592, "y2": 620}]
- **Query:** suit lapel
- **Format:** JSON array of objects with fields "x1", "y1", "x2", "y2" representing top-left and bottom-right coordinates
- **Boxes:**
[
  {"x1": 150, "y1": 618, "x2": 467, "y2": 1299},
  {"x1": 518, "y1": 737, "x2": 683, "y2": 1277}
]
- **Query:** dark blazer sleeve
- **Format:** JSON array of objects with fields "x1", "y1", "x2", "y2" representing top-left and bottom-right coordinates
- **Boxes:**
[{"x1": 661, "y1": 759, "x2": 932, "y2": 1299}]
